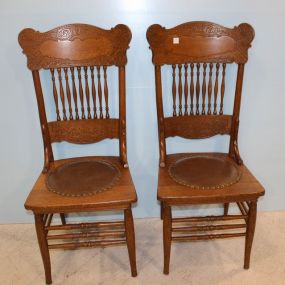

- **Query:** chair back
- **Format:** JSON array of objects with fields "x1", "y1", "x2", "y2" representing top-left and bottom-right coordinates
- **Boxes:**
[
  {"x1": 19, "y1": 24, "x2": 132, "y2": 171},
  {"x1": 146, "y1": 21, "x2": 254, "y2": 166}
]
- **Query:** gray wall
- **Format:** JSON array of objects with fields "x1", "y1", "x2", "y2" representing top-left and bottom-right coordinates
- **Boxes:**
[{"x1": 0, "y1": 0, "x2": 284, "y2": 223}]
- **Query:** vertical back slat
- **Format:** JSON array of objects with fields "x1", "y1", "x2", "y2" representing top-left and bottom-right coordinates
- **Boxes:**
[
  {"x1": 207, "y1": 63, "x2": 213, "y2": 115},
  {"x1": 84, "y1": 67, "x2": 91, "y2": 119},
  {"x1": 219, "y1": 63, "x2": 226, "y2": 115},
  {"x1": 172, "y1": 65, "x2": 177, "y2": 116},
  {"x1": 50, "y1": 69, "x2": 61, "y2": 121},
  {"x1": 77, "y1": 67, "x2": 85, "y2": 119},
  {"x1": 178, "y1": 64, "x2": 183, "y2": 116},
  {"x1": 90, "y1": 67, "x2": 97, "y2": 119},
  {"x1": 63, "y1": 68, "x2": 73, "y2": 120},
  {"x1": 184, "y1": 64, "x2": 188, "y2": 115},
  {"x1": 201, "y1": 63, "x2": 207, "y2": 115},
  {"x1": 57, "y1": 68, "x2": 67, "y2": 121},
  {"x1": 97, "y1": 66, "x2": 103, "y2": 119},
  {"x1": 70, "y1": 67, "x2": 79, "y2": 120},
  {"x1": 190, "y1": 63, "x2": 194, "y2": 115},
  {"x1": 103, "y1": 66, "x2": 110, "y2": 119},
  {"x1": 213, "y1": 63, "x2": 220, "y2": 115},
  {"x1": 195, "y1": 63, "x2": 201, "y2": 115}
]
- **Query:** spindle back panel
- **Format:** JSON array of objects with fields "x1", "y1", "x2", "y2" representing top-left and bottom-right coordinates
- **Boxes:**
[
  {"x1": 162, "y1": 62, "x2": 233, "y2": 139},
  {"x1": 45, "y1": 65, "x2": 119, "y2": 144}
]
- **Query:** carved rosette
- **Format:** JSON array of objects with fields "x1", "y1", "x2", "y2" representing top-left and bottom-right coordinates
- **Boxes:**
[
  {"x1": 147, "y1": 21, "x2": 255, "y2": 64},
  {"x1": 18, "y1": 24, "x2": 132, "y2": 70}
]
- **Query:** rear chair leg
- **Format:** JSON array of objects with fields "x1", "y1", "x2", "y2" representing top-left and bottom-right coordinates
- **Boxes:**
[
  {"x1": 124, "y1": 207, "x2": 137, "y2": 277},
  {"x1": 163, "y1": 204, "x2": 172, "y2": 274},
  {"x1": 34, "y1": 214, "x2": 52, "y2": 284},
  {"x1": 224, "y1": 203, "x2": 230, "y2": 215},
  {"x1": 160, "y1": 201, "x2": 164, "y2": 220},
  {"x1": 60, "y1": 213, "x2": 66, "y2": 225},
  {"x1": 244, "y1": 200, "x2": 257, "y2": 269}
]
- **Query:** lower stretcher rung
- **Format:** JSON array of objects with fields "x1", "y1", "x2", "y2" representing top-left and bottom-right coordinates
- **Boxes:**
[
  {"x1": 172, "y1": 232, "x2": 246, "y2": 242},
  {"x1": 48, "y1": 239, "x2": 127, "y2": 249}
]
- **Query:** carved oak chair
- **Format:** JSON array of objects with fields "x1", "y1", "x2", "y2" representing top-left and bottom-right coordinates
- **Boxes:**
[
  {"x1": 18, "y1": 24, "x2": 137, "y2": 283},
  {"x1": 147, "y1": 21, "x2": 265, "y2": 274}
]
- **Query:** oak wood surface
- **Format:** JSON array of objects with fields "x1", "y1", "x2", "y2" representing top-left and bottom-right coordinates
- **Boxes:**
[
  {"x1": 147, "y1": 21, "x2": 264, "y2": 274},
  {"x1": 19, "y1": 23, "x2": 137, "y2": 282},
  {"x1": 48, "y1": 119, "x2": 119, "y2": 144},
  {"x1": 19, "y1": 24, "x2": 131, "y2": 70}
]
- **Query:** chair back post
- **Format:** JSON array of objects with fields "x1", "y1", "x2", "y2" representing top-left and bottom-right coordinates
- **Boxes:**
[
  {"x1": 32, "y1": 70, "x2": 54, "y2": 172},
  {"x1": 229, "y1": 63, "x2": 245, "y2": 164},
  {"x1": 154, "y1": 65, "x2": 166, "y2": 167},
  {"x1": 119, "y1": 66, "x2": 128, "y2": 167}
]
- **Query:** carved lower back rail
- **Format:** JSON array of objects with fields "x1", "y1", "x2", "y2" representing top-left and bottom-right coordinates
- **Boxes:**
[
  {"x1": 44, "y1": 217, "x2": 127, "y2": 250},
  {"x1": 171, "y1": 207, "x2": 249, "y2": 242}
]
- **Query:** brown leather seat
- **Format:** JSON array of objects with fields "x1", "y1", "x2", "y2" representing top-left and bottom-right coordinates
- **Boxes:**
[
  {"x1": 158, "y1": 153, "x2": 264, "y2": 204},
  {"x1": 25, "y1": 157, "x2": 137, "y2": 213}
]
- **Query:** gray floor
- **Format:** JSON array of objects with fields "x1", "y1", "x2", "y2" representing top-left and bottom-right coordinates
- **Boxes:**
[{"x1": 1, "y1": 211, "x2": 284, "y2": 285}]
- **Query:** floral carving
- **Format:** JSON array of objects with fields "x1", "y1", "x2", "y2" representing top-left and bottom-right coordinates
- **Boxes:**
[
  {"x1": 48, "y1": 119, "x2": 119, "y2": 144},
  {"x1": 19, "y1": 24, "x2": 132, "y2": 70},
  {"x1": 147, "y1": 21, "x2": 254, "y2": 64},
  {"x1": 164, "y1": 115, "x2": 232, "y2": 139}
]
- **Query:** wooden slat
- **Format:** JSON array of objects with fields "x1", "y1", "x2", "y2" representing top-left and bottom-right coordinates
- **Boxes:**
[
  {"x1": 57, "y1": 68, "x2": 67, "y2": 120},
  {"x1": 201, "y1": 63, "x2": 207, "y2": 115},
  {"x1": 172, "y1": 224, "x2": 246, "y2": 233},
  {"x1": 237, "y1": 202, "x2": 249, "y2": 215},
  {"x1": 164, "y1": 115, "x2": 232, "y2": 139},
  {"x1": 49, "y1": 239, "x2": 126, "y2": 249},
  {"x1": 46, "y1": 221, "x2": 124, "y2": 231},
  {"x1": 70, "y1": 67, "x2": 79, "y2": 120},
  {"x1": 172, "y1": 64, "x2": 177, "y2": 116},
  {"x1": 213, "y1": 63, "x2": 220, "y2": 115},
  {"x1": 84, "y1": 67, "x2": 92, "y2": 119},
  {"x1": 207, "y1": 63, "x2": 213, "y2": 115},
  {"x1": 219, "y1": 63, "x2": 226, "y2": 115},
  {"x1": 63, "y1": 67, "x2": 73, "y2": 120},
  {"x1": 172, "y1": 215, "x2": 247, "y2": 223},
  {"x1": 97, "y1": 66, "x2": 103, "y2": 119},
  {"x1": 48, "y1": 119, "x2": 119, "y2": 144},
  {"x1": 178, "y1": 64, "x2": 183, "y2": 116},
  {"x1": 172, "y1": 232, "x2": 246, "y2": 242},
  {"x1": 103, "y1": 66, "x2": 110, "y2": 118},
  {"x1": 77, "y1": 67, "x2": 85, "y2": 119},
  {"x1": 190, "y1": 63, "x2": 194, "y2": 115},
  {"x1": 47, "y1": 230, "x2": 126, "y2": 240},
  {"x1": 90, "y1": 66, "x2": 97, "y2": 119},
  {"x1": 184, "y1": 64, "x2": 188, "y2": 115},
  {"x1": 45, "y1": 214, "x2": 53, "y2": 227},
  {"x1": 43, "y1": 214, "x2": 48, "y2": 224},
  {"x1": 195, "y1": 63, "x2": 200, "y2": 115}
]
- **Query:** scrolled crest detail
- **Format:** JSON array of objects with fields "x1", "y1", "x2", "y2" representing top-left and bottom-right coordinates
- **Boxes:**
[
  {"x1": 147, "y1": 21, "x2": 255, "y2": 64},
  {"x1": 18, "y1": 24, "x2": 132, "y2": 70}
]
